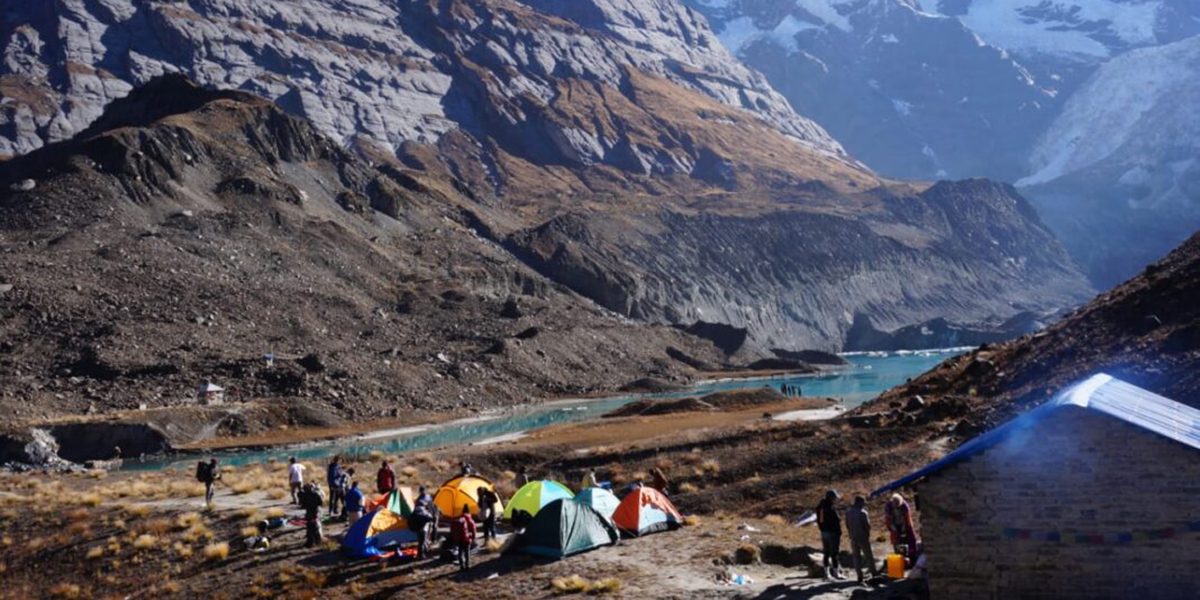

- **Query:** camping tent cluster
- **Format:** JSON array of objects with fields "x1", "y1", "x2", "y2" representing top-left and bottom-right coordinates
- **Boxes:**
[{"x1": 341, "y1": 475, "x2": 685, "y2": 561}]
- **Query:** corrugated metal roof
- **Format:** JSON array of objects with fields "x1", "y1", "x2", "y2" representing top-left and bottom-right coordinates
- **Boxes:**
[{"x1": 871, "y1": 374, "x2": 1200, "y2": 497}]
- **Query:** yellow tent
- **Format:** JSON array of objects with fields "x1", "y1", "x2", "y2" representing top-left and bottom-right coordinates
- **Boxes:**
[{"x1": 434, "y1": 474, "x2": 503, "y2": 518}]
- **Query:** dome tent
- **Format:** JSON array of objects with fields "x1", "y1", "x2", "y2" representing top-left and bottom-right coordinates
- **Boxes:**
[
  {"x1": 612, "y1": 486, "x2": 682, "y2": 536},
  {"x1": 574, "y1": 487, "x2": 620, "y2": 522},
  {"x1": 366, "y1": 486, "x2": 415, "y2": 517},
  {"x1": 503, "y1": 480, "x2": 574, "y2": 519},
  {"x1": 434, "y1": 475, "x2": 503, "y2": 518},
  {"x1": 341, "y1": 509, "x2": 418, "y2": 558},
  {"x1": 516, "y1": 499, "x2": 619, "y2": 559}
]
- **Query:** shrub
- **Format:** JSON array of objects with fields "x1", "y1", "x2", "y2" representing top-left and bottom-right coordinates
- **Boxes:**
[
  {"x1": 734, "y1": 544, "x2": 761, "y2": 565},
  {"x1": 202, "y1": 542, "x2": 230, "y2": 561}
]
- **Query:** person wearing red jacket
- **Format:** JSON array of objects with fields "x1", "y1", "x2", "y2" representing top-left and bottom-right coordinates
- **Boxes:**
[
  {"x1": 450, "y1": 504, "x2": 477, "y2": 571},
  {"x1": 376, "y1": 460, "x2": 395, "y2": 495}
]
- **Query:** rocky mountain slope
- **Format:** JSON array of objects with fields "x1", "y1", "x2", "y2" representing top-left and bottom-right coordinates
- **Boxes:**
[
  {"x1": 1019, "y1": 35, "x2": 1200, "y2": 288},
  {"x1": 683, "y1": 0, "x2": 1200, "y2": 288},
  {"x1": 0, "y1": 76, "x2": 726, "y2": 421},
  {"x1": 0, "y1": 0, "x2": 1093, "y2": 353},
  {"x1": 867, "y1": 231, "x2": 1200, "y2": 431}
]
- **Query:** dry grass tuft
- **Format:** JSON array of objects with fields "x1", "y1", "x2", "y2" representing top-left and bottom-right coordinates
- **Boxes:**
[
  {"x1": 701, "y1": 459, "x2": 720, "y2": 474},
  {"x1": 265, "y1": 507, "x2": 286, "y2": 519},
  {"x1": 683, "y1": 515, "x2": 701, "y2": 526},
  {"x1": 78, "y1": 492, "x2": 102, "y2": 507},
  {"x1": 763, "y1": 514, "x2": 786, "y2": 526},
  {"x1": 551, "y1": 575, "x2": 592, "y2": 594},
  {"x1": 133, "y1": 534, "x2": 158, "y2": 550},
  {"x1": 483, "y1": 538, "x2": 504, "y2": 553},
  {"x1": 267, "y1": 489, "x2": 287, "y2": 500},
  {"x1": 202, "y1": 542, "x2": 230, "y2": 561},
  {"x1": 176, "y1": 511, "x2": 203, "y2": 529},
  {"x1": 50, "y1": 583, "x2": 82, "y2": 599},
  {"x1": 85, "y1": 546, "x2": 104, "y2": 560},
  {"x1": 400, "y1": 466, "x2": 418, "y2": 477},
  {"x1": 589, "y1": 578, "x2": 622, "y2": 595},
  {"x1": 678, "y1": 482, "x2": 698, "y2": 493}
]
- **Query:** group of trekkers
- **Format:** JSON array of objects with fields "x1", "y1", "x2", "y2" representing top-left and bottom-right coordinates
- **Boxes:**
[{"x1": 816, "y1": 489, "x2": 921, "y2": 582}]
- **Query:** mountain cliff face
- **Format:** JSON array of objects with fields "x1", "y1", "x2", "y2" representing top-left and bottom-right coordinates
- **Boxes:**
[
  {"x1": 0, "y1": 0, "x2": 1092, "y2": 353},
  {"x1": 0, "y1": 76, "x2": 725, "y2": 420},
  {"x1": 683, "y1": 0, "x2": 1200, "y2": 290},
  {"x1": 870, "y1": 231, "x2": 1200, "y2": 429},
  {"x1": 1019, "y1": 36, "x2": 1200, "y2": 288}
]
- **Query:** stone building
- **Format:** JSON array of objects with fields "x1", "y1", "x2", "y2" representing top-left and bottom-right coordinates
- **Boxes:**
[{"x1": 875, "y1": 374, "x2": 1200, "y2": 600}]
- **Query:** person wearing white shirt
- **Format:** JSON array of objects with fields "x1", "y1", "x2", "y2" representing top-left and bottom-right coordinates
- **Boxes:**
[{"x1": 288, "y1": 457, "x2": 306, "y2": 504}]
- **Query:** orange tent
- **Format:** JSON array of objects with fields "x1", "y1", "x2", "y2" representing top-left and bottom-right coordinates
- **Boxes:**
[
  {"x1": 612, "y1": 486, "x2": 682, "y2": 536},
  {"x1": 434, "y1": 475, "x2": 503, "y2": 518}
]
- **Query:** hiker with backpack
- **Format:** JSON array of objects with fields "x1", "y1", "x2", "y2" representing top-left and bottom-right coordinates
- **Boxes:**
[
  {"x1": 195, "y1": 459, "x2": 220, "y2": 505},
  {"x1": 298, "y1": 482, "x2": 326, "y2": 548},
  {"x1": 450, "y1": 503, "x2": 477, "y2": 571}
]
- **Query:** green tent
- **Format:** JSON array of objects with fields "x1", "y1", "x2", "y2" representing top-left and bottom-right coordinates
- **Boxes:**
[
  {"x1": 503, "y1": 479, "x2": 573, "y2": 519},
  {"x1": 516, "y1": 499, "x2": 619, "y2": 559}
]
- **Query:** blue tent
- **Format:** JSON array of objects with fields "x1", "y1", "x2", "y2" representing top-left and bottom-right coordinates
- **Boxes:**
[
  {"x1": 341, "y1": 509, "x2": 418, "y2": 558},
  {"x1": 574, "y1": 487, "x2": 620, "y2": 522}
]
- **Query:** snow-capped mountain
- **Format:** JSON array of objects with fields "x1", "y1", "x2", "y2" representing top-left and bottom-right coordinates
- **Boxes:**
[
  {"x1": 1019, "y1": 35, "x2": 1200, "y2": 287},
  {"x1": 684, "y1": 0, "x2": 1060, "y2": 181},
  {"x1": 915, "y1": 0, "x2": 1200, "y2": 61},
  {"x1": 685, "y1": 0, "x2": 1200, "y2": 286}
]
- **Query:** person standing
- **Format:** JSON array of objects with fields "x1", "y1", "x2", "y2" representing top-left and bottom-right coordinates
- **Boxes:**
[
  {"x1": 196, "y1": 459, "x2": 220, "y2": 505},
  {"x1": 288, "y1": 457, "x2": 306, "y2": 504},
  {"x1": 885, "y1": 493, "x2": 919, "y2": 559},
  {"x1": 477, "y1": 487, "x2": 498, "y2": 542},
  {"x1": 816, "y1": 489, "x2": 844, "y2": 580},
  {"x1": 345, "y1": 481, "x2": 365, "y2": 524},
  {"x1": 450, "y1": 504, "x2": 477, "y2": 571},
  {"x1": 376, "y1": 460, "x2": 395, "y2": 495},
  {"x1": 845, "y1": 495, "x2": 879, "y2": 582},
  {"x1": 410, "y1": 487, "x2": 436, "y2": 559},
  {"x1": 326, "y1": 457, "x2": 345, "y2": 516},
  {"x1": 650, "y1": 467, "x2": 669, "y2": 495},
  {"x1": 299, "y1": 482, "x2": 325, "y2": 548}
]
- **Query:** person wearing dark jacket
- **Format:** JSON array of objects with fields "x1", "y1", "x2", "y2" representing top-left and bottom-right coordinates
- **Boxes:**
[
  {"x1": 845, "y1": 495, "x2": 879, "y2": 582},
  {"x1": 477, "y1": 487, "x2": 499, "y2": 541},
  {"x1": 326, "y1": 457, "x2": 345, "y2": 516},
  {"x1": 816, "y1": 489, "x2": 844, "y2": 580},
  {"x1": 298, "y1": 483, "x2": 326, "y2": 548},
  {"x1": 196, "y1": 459, "x2": 220, "y2": 505},
  {"x1": 450, "y1": 505, "x2": 477, "y2": 571}
]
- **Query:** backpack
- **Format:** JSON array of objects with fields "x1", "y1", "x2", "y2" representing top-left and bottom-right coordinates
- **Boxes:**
[{"x1": 195, "y1": 461, "x2": 208, "y2": 482}]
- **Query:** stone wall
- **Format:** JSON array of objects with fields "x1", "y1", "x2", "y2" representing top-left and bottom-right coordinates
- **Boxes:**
[{"x1": 918, "y1": 407, "x2": 1200, "y2": 600}]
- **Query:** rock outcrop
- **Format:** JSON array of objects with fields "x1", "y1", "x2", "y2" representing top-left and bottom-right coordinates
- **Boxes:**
[
  {"x1": 0, "y1": 75, "x2": 724, "y2": 420},
  {"x1": 0, "y1": 0, "x2": 1093, "y2": 356}
]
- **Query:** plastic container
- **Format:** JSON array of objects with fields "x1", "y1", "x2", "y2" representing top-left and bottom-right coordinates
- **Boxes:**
[{"x1": 886, "y1": 553, "x2": 906, "y2": 579}]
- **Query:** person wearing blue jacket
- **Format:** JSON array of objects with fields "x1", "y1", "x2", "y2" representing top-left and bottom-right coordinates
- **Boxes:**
[{"x1": 344, "y1": 481, "x2": 365, "y2": 524}]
